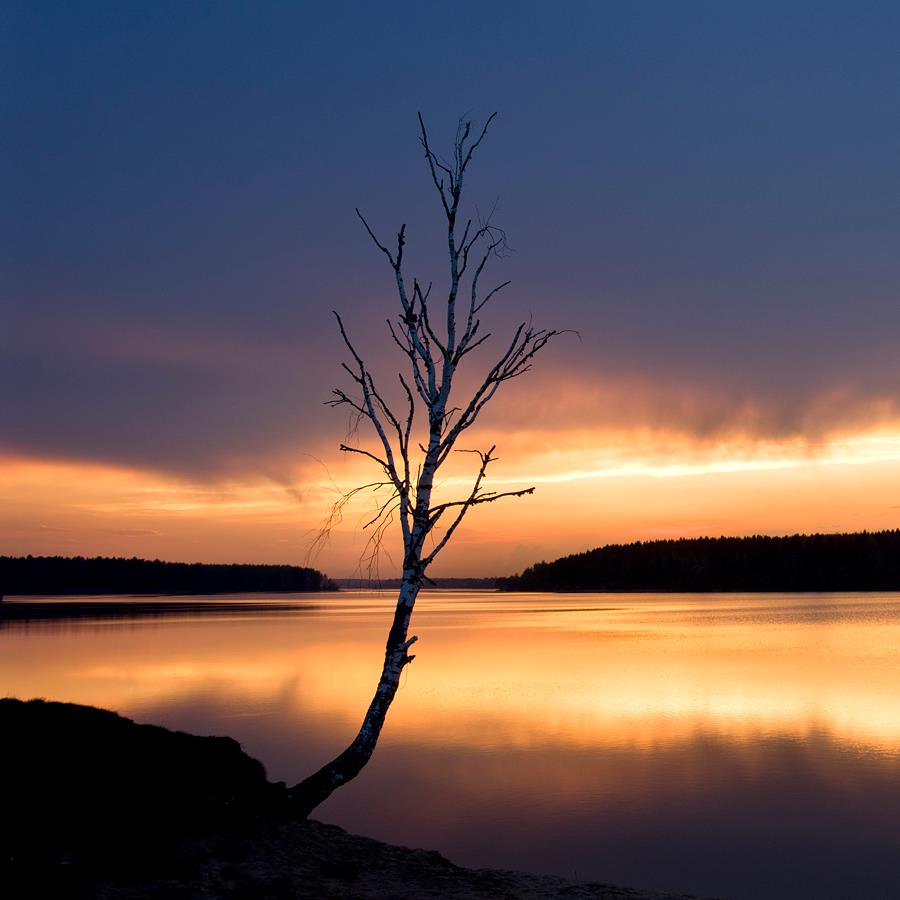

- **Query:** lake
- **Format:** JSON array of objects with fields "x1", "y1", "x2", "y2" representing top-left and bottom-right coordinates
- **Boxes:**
[{"x1": 3, "y1": 590, "x2": 900, "y2": 899}]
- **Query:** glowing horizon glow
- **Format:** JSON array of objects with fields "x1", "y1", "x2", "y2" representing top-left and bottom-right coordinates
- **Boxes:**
[
  {"x1": 448, "y1": 431, "x2": 900, "y2": 486},
  {"x1": 3, "y1": 423, "x2": 900, "y2": 577}
]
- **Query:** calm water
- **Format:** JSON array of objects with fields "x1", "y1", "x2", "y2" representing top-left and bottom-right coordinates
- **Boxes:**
[{"x1": 3, "y1": 590, "x2": 900, "y2": 899}]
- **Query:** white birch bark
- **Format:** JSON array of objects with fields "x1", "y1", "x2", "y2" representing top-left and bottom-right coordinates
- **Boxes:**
[{"x1": 289, "y1": 113, "x2": 562, "y2": 817}]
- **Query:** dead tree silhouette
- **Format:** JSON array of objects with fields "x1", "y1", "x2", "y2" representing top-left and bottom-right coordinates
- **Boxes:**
[{"x1": 289, "y1": 113, "x2": 561, "y2": 817}]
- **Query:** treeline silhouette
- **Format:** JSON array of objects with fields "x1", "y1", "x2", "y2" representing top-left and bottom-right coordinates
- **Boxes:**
[
  {"x1": 497, "y1": 530, "x2": 900, "y2": 592},
  {"x1": 1, "y1": 555, "x2": 338, "y2": 596}
]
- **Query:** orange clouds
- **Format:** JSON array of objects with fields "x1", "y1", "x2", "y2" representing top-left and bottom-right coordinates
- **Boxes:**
[
  {"x1": 472, "y1": 362, "x2": 900, "y2": 447},
  {"x1": 4, "y1": 422, "x2": 900, "y2": 578}
]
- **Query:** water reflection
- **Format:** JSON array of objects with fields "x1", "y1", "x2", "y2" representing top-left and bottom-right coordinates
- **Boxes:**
[
  {"x1": 2, "y1": 591, "x2": 900, "y2": 899},
  {"x1": 0, "y1": 594, "x2": 325, "y2": 629}
]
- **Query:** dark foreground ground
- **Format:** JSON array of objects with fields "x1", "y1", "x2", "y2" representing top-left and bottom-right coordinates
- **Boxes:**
[
  {"x1": 89, "y1": 817, "x2": 708, "y2": 900},
  {"x1": 0, "y1": 698, "x2": 710, "y2": 900}
]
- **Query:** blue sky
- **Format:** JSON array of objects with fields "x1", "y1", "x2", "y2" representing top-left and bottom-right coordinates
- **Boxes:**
[{"x1": 2, "y1": 2, "x2": 900, "y2": 572}]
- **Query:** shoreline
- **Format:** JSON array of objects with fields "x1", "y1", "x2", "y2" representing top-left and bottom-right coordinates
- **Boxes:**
[{"x1": 1, "y1": 698, "x2": 712, "y2": 900}]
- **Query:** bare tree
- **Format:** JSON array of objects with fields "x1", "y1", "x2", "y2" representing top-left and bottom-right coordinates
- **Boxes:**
[{"x1": 288, "y1": 113, "x2": 560, "y2": 817}]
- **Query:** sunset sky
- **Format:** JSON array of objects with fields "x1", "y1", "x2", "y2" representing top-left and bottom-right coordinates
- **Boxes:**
[{"x1": 3, "y1": 2, "x2": 900, "y2": 577}]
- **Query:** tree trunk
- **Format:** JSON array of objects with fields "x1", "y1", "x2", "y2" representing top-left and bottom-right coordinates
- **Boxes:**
[
  {"x1": 287, "y1": 575, "x2": 420, "y2": 818},
  {"x1": 297, "y1": 113, "x2": 553, "y2": 819}
]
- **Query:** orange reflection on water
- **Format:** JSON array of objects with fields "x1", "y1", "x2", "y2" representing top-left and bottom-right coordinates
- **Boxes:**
[
  {"x1": 5, "y1": 592, "x2": 900, "y2": 898},
  {"x1": 3, "y1": 592, "x2": 900, "y2": 758}
]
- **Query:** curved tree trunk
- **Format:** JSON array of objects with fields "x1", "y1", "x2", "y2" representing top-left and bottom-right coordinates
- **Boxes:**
[
  {"x1": 293, "y1": 112, "x2": 557, "y2": 820},
  {"x1": 287, "y1": 575, "x2": 420, "y2": 818}
]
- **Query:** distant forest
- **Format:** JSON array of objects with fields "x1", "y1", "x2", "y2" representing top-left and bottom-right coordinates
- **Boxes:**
[
  {"x1": 1, "y1": 556, "x2": 338, "y2": 597},
  {"x1": 497, "y1": 530, "x2": 900, "y2": 592}
]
